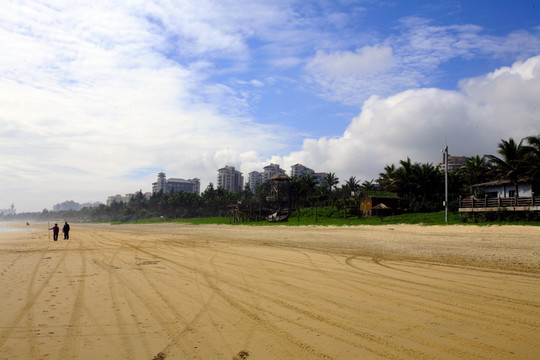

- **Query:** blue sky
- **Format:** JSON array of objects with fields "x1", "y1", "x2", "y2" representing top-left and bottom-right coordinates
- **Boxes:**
[{"x1": 1, "y1": 0, "x2": 539, "y2": 212}]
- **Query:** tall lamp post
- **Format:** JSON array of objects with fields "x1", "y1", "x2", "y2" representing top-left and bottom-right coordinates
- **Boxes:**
[{"x1": 442, "y1": 146, "x2": 449, "y2": 223}]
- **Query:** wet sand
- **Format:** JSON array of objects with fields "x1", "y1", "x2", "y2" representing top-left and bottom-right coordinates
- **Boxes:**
[{"x1": 0, "y1": 222, "x2": 539, "y2": 359}]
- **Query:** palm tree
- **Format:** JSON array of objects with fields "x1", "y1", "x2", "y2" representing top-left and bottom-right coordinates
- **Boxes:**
[
  {"x1": 324, "y1": 172, "x2": 339, "y2": 207},
  {"x1": 486, "y1": 137, "x2": 529, "y2": 197},
  {"x1": 397, "y1": 157, "x2": 417, "y2": 208},
  {"x1": 378, "y1": 164, "x2": 398, "y2": 193},
  {"x1": 361, "y1": 179, "x2": 376, "y2": 192},
  {"x1": 458, "y1": 155, "x2": 490, "y2": 195},
  {"x1": 344, "y1": 176, "x2": 360, "y2": 196},
  {"x1": 524, "y1": 134, "x2": 540, "y2": 190},
  {"x1": 525, "y1": 134, "x2": 540, "y2": 156},
  {"x1": 413, "y1": 162, "x2": 442, "y2": 210},
  {"x1": 300, "y1": 174, "x2": 318, "y2": 207}
]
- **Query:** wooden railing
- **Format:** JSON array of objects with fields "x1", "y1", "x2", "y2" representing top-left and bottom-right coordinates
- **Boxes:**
[{"x1": 460, "y1": 195, "x2": 540, "y2": 209}]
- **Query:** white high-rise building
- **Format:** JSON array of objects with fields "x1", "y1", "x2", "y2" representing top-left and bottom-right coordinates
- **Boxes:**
[
  {"x1": 290, "y1": 163, "x2": 314, "y2": 178},
  {"x1": 217, "y1": 165, "x2": 244, "y2": 192},
  {"x1": 291, "y1": 164, "x2": 327, "y2": 186},
  {"x1": 262, "y1": 163, "x2": 286, "y2": 182},
  {"x1": 248, "y1": 171, "x2": 263, "y2": 193}
]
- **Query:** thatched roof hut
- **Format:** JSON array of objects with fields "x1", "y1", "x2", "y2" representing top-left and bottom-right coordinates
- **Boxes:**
[
  {"x1": 359, "y1": 192, "x2": 399, "y2": 216},
  {"x1": 267, "y1": 173, "x2": 291, "y2": 204}
]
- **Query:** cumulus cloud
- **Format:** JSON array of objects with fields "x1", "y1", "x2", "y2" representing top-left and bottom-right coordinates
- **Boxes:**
[{"x1": 277, "y1": 55, "x2": 540, "y2": 183}]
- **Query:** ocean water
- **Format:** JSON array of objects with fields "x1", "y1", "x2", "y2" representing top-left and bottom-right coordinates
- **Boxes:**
[{"x1": 0, "y1": 223, "x2": 33, "y2": 233}]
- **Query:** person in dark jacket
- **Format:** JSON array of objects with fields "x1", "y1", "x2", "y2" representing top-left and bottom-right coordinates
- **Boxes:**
[
  {"x1": 50, "y1": 223, "x2": 59, "y2": 241},
  {"x1": 63, "y1": 221, "x2": 70, "y2": 240}
]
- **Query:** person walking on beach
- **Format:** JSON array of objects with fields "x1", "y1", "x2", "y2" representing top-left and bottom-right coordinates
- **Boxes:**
[
  {"x1": 63, "y1": 221, "x2": 70, "y2": 240},
  {"x1": 50, "y1": 223, "x2": 59, "y2": 241}
]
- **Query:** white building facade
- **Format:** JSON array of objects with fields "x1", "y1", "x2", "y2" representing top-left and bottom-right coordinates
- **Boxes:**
[
  {"x1": 152, "y1": 172, "x2": 200, "y2": 194},
  {"x1": 474, "y1": 179, "x2": 533, "y2": 198},
  {"x1": 291, "y1": 164, "x2": 327, "y2": 185},
  {"x1": 290, "y1": 163, "x2": 314, "y2": 178},
  {"x1": 217, "y1": 166, "x2": 244, "y2": 192},
  {"x1": 262, "y1": 163, "x2": 286, "y2": 182},
  {"x1": 248, "y1": 171, "x2": 263, "y2": 193}
]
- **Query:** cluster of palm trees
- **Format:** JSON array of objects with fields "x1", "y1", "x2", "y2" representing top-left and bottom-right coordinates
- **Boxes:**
[
  {"x1": 283, "y1": 134, "x2": 538, "y2": 214},
  {"x1": 253, "y1": 172, "x2": 363, "y2": 213},
  {"x1": 378, "y1": 134, "x2": 539, "y2": 211},
  {"x1": 377, "y1": 159, "x2": 442, "y2": 212},
  {"x1": 484, "y1": 136, "x2": 540, "y2": 196}
]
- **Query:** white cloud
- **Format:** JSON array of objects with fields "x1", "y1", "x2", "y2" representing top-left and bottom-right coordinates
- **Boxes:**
[
  {"x1": 306, "y1": 46, "x2": 394, "y2": 77},
  {"x1": 276, "y1": 55, "x2": 540, "y2": 183},
  {"x1": 460, "y1": 56, "x2": 540, "y2": 137},
  {"x1": 305, "y1": 17, "x2": 540, "y2": 106},
  {"x1": 305, "y1": 46, "x2": 402, "y2": 105},
  {"x1": 0, "y1": 1, "x2": 296, "y2": 211}
]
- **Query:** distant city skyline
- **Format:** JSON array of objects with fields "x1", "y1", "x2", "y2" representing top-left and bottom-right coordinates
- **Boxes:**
[
  {"x1": 1, "y1": 1, "x2": 539, "y2": 212},
  {"x1": 1, "y1": 148, "x2": 524, "y2": 213}
]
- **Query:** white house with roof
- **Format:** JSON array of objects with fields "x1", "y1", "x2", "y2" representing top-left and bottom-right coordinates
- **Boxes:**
[{"x1": 473, "y1": 179, "x2": 533, "y2": 198}]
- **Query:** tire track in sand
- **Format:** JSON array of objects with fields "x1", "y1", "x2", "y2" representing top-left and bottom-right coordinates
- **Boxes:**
[
  {"x1": 373, "y1": 259, "x2": 540, "y2": 308},
  {"x1": 91, "y1": 235, "x2": 211, "y2": 359},
  {"x1": 93, "y1": 233, "x2": 140, "y2": 359},
  {"x1": 0, "y1": 245, "x2": 67, "y2": 352},
  {"x1": 116, "y1": 238, "x2": 334, "y2": 359},
  {"x1": 206, "y1": 251, "x2": 435, "y2": 360},
  {"x1": 345, "y1": 255, "x2": 538, "y2": 329},
  {"x1": 57, "y1": 240, "x2": 87, "y2": 359},
  {"x1": 126, "y1": 239, "x2": 230, "y2": 359},
  {"x1": 344, "y1": 255, "x2": 535, "y2": 359},
  {"x1": 202, "y1": 271, "x2": 335, "y2": 360},
  {"x1": 130, "y1": 239, "x2": 428, "y2": 359}
]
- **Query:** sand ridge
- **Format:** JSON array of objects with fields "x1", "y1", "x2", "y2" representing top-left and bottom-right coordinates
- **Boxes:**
[{"x1": 0, "y1": 222, "x2": 539, "y2": 359}]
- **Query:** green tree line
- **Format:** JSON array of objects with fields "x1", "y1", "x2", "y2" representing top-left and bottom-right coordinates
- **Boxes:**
[{"x1": 3, "y1": 134, "x2": 538, "y2": 222}]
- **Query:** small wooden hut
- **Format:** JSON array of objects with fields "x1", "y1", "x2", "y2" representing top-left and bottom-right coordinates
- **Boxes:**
[
  {"x1": 266, "y1": 173, "x2": 291, "y2": 222},
  {"x1": 266, "y1": 173, "x2": 291, "y2": 204},
  {"x1": 371, "y1": 202, "x2": 392, "y2": 218},
  {"x1": 359, "y1": 192, "x2": 399, "y2": 216}
]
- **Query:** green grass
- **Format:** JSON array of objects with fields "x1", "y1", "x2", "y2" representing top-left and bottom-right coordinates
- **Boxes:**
[
  {"x1": 113, "y1": 210, "x2": 540, "y2": 226},
  {"x1": 118, "y1": 217, "x2": 231, "y2": 225},
  {"x1": 168, "y1": 217, "x2": 232, "y2": 225},
  {"x1": 111, "y1": 217, "x2": 166, "y2": 225},
  {"x1": 275, "y1": 210, "x2": 463, "y2": 226}
]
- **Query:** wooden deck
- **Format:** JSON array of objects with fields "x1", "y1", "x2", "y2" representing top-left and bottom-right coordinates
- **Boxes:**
[{"x1": 459, "y1": 195, "x2": 540, "y2": 213}]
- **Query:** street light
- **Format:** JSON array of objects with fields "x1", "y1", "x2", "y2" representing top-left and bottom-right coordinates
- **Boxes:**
[{"x1": 442, "y1": 146, "x2": 449, "y2": 223}]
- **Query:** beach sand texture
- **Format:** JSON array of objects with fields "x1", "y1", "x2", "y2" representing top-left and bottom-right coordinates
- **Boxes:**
[{"x1": 0, "y1": 223, "x2": 539, "y2": 359}]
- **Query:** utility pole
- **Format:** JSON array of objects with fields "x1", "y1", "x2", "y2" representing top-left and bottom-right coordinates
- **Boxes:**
[{"x1": 442, "y1": 146, "x2": 449, "y2": 223}]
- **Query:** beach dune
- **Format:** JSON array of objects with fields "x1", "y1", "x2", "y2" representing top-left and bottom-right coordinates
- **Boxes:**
[{"x1": 0, "y1": 223, "x2": 539, "y2": 359}]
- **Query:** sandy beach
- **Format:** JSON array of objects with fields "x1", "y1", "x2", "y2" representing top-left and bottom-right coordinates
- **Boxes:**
[{"x1": 0, "y1": 222, "x2": 539, "y2": 360}]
